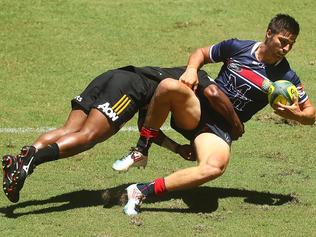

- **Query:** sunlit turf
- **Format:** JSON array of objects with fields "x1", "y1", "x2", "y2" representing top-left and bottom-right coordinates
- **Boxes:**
[{"x1": 1, "y1": 0, "x2": 315, "y2": 236}]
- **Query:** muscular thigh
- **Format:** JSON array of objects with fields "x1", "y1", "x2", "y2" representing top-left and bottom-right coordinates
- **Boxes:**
[
  {"x1": 193, "y1": 133, "x2": 230, "y2": 169},
  {"x1": 81, "y1": 108, "x2": 116, "y2": 142},
  {"x1": 171, "y1": 82, "x2": 201, "y2": 130},
  {"x1": 63, "y1": 110, "x2": 88, "y2": 132}
]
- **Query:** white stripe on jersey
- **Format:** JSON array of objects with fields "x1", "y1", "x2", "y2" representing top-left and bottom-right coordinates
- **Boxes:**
[
  {"x1": 209, "y1": 45, "x2": 216, "y2": 63},
  {"x1": 250, "y1": 42, "x2": 261, "y2": 55}
]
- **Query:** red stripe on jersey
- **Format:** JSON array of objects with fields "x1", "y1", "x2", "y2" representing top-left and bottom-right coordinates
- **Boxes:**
[{"x1": 239, "y1": 68, "x2": 265, "y2": 88}]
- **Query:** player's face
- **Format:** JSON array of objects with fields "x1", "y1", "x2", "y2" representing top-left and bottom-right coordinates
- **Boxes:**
[{"x1": 265, "y1": 29, "x2": 297, "y2": 62}]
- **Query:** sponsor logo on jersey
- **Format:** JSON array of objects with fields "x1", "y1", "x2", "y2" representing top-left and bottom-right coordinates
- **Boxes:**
[
  {"x1": 227, "y1": 61, "x2": 242, "y2": 72},
  {"x1": 97, "y1": 95, "x2": 131, "y2": 122}
]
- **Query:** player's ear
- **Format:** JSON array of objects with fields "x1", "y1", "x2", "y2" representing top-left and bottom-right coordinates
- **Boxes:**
[{"x1": 266, "y1": 29, "x2": 273, "y2": 39}]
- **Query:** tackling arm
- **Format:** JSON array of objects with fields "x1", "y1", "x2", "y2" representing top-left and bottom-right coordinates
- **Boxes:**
[
  {"x1": 153, "y1": 130, "x2": 195, "y2": 161},
  {"x1": 137, "y1": 108, "x2": 195, "y2": 160},
  {"x1": 203, "y1": 84, "x2": 245, "y2": 140}
]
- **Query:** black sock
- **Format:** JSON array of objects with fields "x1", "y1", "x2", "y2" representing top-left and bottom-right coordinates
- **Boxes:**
[
  {"x1": 136, "y1": 137, "x2": 153, "y2": 156},
  {"x1": 136, "y1": 178, "x2": 166, "y2": 197},
  {"x1": 136, "y1": 127, "x2": 159, "y2": 156},
  {"x1": 33, "y1": 143, "x2": 60, "y2": 166}
]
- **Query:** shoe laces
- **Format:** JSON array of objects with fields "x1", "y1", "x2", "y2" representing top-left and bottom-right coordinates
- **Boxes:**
[
  {"x1": 119, "y1": 147, "x2": 139, "y2": 161},
  {"x1": 18, "y1": 146, "x2": 35, "y2": 159},
  {"x1": 131, "y1": 186, "x2": 145, "y2": 204}
]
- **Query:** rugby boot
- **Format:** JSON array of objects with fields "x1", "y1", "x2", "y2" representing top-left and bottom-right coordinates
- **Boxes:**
[
  {"x1": 10, "y1": 146, "x2": 37, "y2": 201},
  {"x1": 123, "y1": 184, "x2": 145, "y2": 216},
  {"x1": 2, "y1": 155, "x2": 20, "y2": 202},
  {"x1": 112, "y1": 147, "x2": 147, "y2": 172}
]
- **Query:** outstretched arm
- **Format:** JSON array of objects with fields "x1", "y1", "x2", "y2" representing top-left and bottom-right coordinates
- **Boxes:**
[
  {"x1": 137, "y1": 108, "x2": 195, "y2": 160},
  {"x1": 153, "y1": 130, "x2": 195, "y2": 161}
]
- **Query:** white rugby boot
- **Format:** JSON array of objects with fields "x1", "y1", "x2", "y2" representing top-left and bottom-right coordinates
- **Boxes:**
[
  {"x1": 123, "y1": 184, "x2": 144, "y2": 216},
  {"x1": 112, "y1": 148, "x2": 148, "y2": 172}
]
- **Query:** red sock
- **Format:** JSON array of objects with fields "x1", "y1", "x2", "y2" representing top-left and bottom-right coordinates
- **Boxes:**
[
  {"x1": 154, "y1": 178, "x2": 167, "y2": 196},
  {"x1": 140, "y1": 127, "x2": 159, "y2": 139}
]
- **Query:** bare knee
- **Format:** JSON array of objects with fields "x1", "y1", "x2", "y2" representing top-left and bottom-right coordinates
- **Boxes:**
[
  {"x1": 198, "y1": 160, "x2": 227, "y2": 182},
  {"x1": 203, "y1": 84, "x2": 221, "y2": 98},
  {"x1": 34, "y1": 127, "x2": 73, "y2": 149},
  {"x1": 156, "y1": 78, "x2": 194, "y2": 110},
  {"x1": 156, "y1": 78, "x2": 183, "y2": 96}
]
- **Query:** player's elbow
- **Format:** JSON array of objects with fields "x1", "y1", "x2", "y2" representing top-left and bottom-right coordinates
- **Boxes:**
[
  {"x1": 299, "y1": 108, "x2": 316, "y2": 125},
  {"x1": 203, "y1": 84, "x2": 222, "y2": 102},
  {"x1": 303, "y1": 113, "x2": 316, "y2": 125}
]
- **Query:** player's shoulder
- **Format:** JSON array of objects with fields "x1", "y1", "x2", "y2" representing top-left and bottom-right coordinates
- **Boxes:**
[
  {"x1": 270, "y1": 58, "x2": 300, "y2": 84},
  {"x1": 218, "y1": 38, "x2": 257, "y2": 55},
  {"x1": 231, "y1": 39, "x2": 257, "y2": 52},
  {"x1": 221, "y1": 38, "x2": 256, "y2": 47},
  {"x1": 271, "y1": 58, "x2": 292, "y2": 75}
]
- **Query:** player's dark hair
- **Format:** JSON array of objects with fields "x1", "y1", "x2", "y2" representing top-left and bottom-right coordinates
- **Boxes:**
[{"x1": 267, "y1": 14, "x2": 300, "y2": 36}]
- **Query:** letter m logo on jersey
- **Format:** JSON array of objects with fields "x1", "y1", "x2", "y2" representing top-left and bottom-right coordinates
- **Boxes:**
[{"x1": 223, "y1": 74, "x2": 252, "y2": 111}]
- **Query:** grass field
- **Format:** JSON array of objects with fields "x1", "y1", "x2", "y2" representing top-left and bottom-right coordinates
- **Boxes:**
[{"x1": 1, "y1": 0, "x2": 315, "y2": 236}]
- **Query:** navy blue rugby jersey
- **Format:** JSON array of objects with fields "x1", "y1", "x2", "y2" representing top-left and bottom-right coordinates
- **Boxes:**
[{"x1": 209, "y1": 38, "x2": 308, "y2": 122}]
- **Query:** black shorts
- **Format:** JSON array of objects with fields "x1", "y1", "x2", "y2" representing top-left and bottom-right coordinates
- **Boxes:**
[
  {"x1": 170, "y1": 83, "x2": 233, "y2": 146},
  {"x1": 71, "y1": 66, "x2": 207, "y2": 131}
]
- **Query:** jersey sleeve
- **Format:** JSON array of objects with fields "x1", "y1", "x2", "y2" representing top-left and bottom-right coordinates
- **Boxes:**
[{"x1": 209, "y1": 38, "x2": 236, "y2": 63}]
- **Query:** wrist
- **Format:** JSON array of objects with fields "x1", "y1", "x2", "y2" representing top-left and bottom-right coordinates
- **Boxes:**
[
  {"x1": 175, "y1": 144, "x2": 180, "y2": 154},
  {"x1": 187, "y1": 66, "x2": 198, "y2": 72}
]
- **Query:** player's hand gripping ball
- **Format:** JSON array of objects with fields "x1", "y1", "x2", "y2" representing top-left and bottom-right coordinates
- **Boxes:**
[{"x1": 268, "y1": 80, "x2": 299, "y2": 107}]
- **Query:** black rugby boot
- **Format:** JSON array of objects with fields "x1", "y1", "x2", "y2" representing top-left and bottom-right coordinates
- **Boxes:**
[
  {"x1": 2, "y1": 155, "x2": 20, "y2": 203},
  {"x1": 9, "y1": 146, "x2": 37, "y2": 202}
]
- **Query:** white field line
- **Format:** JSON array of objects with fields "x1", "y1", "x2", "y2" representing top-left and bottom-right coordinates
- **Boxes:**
[{"x1": 0, "y1": 126, "x2": 172, "y2": 134}]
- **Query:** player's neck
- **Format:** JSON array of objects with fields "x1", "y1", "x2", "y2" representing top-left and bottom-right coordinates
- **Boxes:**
[{"x1": 255, "y1": 43, "x2": 279, "y2": 65}]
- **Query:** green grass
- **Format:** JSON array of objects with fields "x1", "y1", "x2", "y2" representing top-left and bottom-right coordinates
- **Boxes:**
[{"x1": 1, "y1": 0, "x2": 316, "y2": 236}]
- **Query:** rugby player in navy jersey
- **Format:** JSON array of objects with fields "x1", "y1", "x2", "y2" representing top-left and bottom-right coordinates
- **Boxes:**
[
  {"x1": 2, "y1": 66, "x2": 242, "y2": 203},
  {"x1": 116, "y1": 14, "x2": 316, "y2": 215}
]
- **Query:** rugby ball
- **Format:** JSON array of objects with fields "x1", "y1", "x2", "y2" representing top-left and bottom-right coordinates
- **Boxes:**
[{"x1": 268, "y1": 80, "x2": 298, "y2": 107}]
